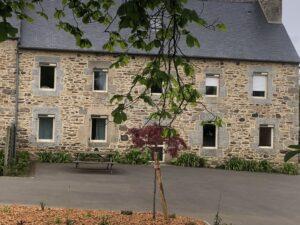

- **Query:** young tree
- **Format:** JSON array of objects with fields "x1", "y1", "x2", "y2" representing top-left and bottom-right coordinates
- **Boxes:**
[
  {"x1": 284, "y1": 145, "x2": 300, "y2": 162},
  {"x1": 128, "y1": 124, "x2": 187, "y2": 220}
]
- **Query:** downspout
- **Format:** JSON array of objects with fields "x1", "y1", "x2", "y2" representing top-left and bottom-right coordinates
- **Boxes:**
[{"x1": 13, "y1": 39, "x2": 21, "y2": 157}]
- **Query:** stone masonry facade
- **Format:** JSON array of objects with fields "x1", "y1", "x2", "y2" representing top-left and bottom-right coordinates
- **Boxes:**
[{"x1": 0, "y1": 41, "x2": 298, "y2": 164}]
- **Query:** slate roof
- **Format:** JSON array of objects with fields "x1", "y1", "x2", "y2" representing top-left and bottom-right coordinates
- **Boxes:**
[{"x1": 18, "y1": 0, "x2": 299, "y2": 63}]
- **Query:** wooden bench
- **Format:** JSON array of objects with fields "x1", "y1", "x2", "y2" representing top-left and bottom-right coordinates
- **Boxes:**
[{"x1": 73, "y1": 152, "x2": 114, "y2": 174}]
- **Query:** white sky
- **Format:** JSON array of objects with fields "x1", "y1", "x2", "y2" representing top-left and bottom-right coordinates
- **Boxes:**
[{"x1": 283, "y1": 0, "x2": 300, "y2": 56}]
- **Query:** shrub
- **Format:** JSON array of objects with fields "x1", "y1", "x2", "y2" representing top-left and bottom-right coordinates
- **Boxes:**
[
  {"x1": 224, "y1": 157, "x2": 245, "y2": 171},
  {"x1": 258, "y1": 160, "x2": 273, "y2": 173},
  {"x1": 223, "y1": 157, "x2": 298, "y2": 175},
  {"x1": 114, "y1": 149, "x2": 151, "y2": 165},
  {"x1": 124, "y1": 149, "x2": 151, "y2": 165},
  {"x1": 280, "y1": 163, "x2": 299, "y2": 175},
  {"x1": 37, "y1": 152, "x2": 72, "y2": 163},
  {"x1": 0, "y1": 151, "x2": 31, "y2": 176},
  {"x1": 172, "y1": 153, "x2": 206, "y2": 167}
]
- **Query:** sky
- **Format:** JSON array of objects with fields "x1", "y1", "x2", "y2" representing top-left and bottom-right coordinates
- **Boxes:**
[{"x1": 283, "y1": 0, "x2": 300, "y2": 56}]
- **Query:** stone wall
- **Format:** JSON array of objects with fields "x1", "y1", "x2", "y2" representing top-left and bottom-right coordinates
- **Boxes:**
[
  {"x1": 8, "y1": 49, "x2": 299, "y2": 164},
  {"x1": 0, "y1": 40, "x2": 18, "y2": 149}
]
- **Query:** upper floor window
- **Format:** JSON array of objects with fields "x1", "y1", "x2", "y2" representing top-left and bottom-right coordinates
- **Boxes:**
[
  {"x1": 150, "y1": 16, "x2": 162, "y2": 31},
  {"x1": 93, "y1": 70, "x2": 107, "y2": 92},
  {"x1": 205, "y1": 74, "x2": 219, "y2": 96},
  {"x1": 252, "y1": 72, "x2": 268, "y2": 98},
  {"x1": 40, "y1": 64, "x2": 56, "y2": 90},
  {"x1": 203, "y1": 124, "x2": 217, "y2": 148},
  {"x1": 259, "y1": 125, "x2": 274, "y2": 148},
  {"x1": 91, "y1": 116, "x2": 107, "y2": 142},
  {"x1": 38, "y1": 114, "x2": 54, "y2": 142}
]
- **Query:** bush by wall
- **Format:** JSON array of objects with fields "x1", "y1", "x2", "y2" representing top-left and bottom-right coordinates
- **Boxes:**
[
  {"x1": 113, "y1": 149, "x2": 151, "y2": 165},
  {"x1": 37, "y1": 151, "x2": 72, "y2": 163},
  {"x1": 171, "y1": 153, "x2": 206, "y2": 167},
  {"x1": 0, "y1": 150, "x2": 31, "y2": 176},
  {"x1": 223, "y1": 157, "x2": 298, "y2": 175}
]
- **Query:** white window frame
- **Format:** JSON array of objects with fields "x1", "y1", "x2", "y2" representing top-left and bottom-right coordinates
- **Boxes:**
[
  {"x1": 258, "y1": 125, "x2": 274, "y2": 149},
  {"x1": 39, "y1": 63, "x2": 56, "y2": 91},
  {"x1": 205, "y1": 74, "x2": 220, "y2": 97},
  {"x1": 93, "y1": 69, "x2": 108, "y2": 92},
  {"x1": 37, "y1": 114, "x2": 55, "y2": 142},
  {"x1": 252, "y1": 72, "x2": 268, "y2": 99},
  {"x1": 90, "y1": 116, "x2": 107, "y2": 143},
  {"x1": 202, "y1": 124, "x2": 218, "y2": 149}
]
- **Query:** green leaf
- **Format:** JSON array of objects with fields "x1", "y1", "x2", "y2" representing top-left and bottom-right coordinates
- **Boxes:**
[
  {"x1": 216, "y1": 23, "x2": 227, "y2": 32},
  {"x1": 284, "y1": 150, "x2": 300, "y2": 162},
  {"x1": 186, "y1": 34, "x2": 200, "y2": 48}
]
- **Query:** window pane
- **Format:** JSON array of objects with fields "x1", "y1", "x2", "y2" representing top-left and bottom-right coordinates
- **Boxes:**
[
  {"x1": 151, "y1": 83, "x2": 162, "y2": 94},
  {"x1": 151, "y1": 147, "x2": 163, "y2": 161},
  {"x1": 253, "y1": 91, "x2": 265, "y2": 97},
  {"x1": 205, "y1": 76, "x2": 219, "y2": 96},
  {"x1": 40, "y1": 66, "x2": 55, "y2": 89},
  {"x1": 206, "y1": 86, "x2": 217, "y2": 95},
  {"x1": 203, "y1": 124, "x2": 216, "y2": 147},
  {"x1": 91, "y1": 118, "x2": 106, "y2": 140},
  {"x1": 39, "y1": 117, "x2": 54, "y2": 140},
  {"x1": 94, "y1": 71, "x2": 107, "y2": 91},
  {"x1": 259, "y1": 127, "x2": 272, "y2": 147}
]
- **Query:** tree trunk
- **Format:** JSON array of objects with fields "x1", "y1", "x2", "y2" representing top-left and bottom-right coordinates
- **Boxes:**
[
  {"x1": 153, "y1": 165, "x2": 156, "y2": 220},
  {"x1": 153, "y1": 151, "x2": 169, "y2": 221}
]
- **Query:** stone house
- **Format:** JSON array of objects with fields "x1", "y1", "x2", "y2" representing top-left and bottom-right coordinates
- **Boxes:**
[{"x1": 0, "y1": 0, "x2": 299, "y2": 164}]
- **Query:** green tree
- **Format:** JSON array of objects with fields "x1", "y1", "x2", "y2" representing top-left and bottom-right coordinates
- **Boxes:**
[{"x1": 0, "y1": 0, "x2": 224, "y2": 132}]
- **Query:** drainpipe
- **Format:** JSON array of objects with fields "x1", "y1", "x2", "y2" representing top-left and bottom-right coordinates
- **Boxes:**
[{"x1": 13, "y1": 39, "x2": 21, "y2": 158}]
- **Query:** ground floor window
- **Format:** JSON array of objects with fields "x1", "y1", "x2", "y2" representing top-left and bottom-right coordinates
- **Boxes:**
[
  {"x1": 38, "y1": 115, "x2": 54, "y2": 141},
  {"x1": 91, "y1": 117, "x2": 107, "y2": 142},
  {"x1": 151, "y1": 146, "x2": 164, "y2": 162},
  {"x1": 259, "y1": 125, "x2": 273, "y2": 148},
  {"x1": 203, "y1": 124, "x2": 217, "y2": 148}
]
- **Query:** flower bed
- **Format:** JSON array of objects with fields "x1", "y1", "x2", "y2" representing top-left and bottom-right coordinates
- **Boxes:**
[{"x1": 0, "y1": 205, "x2": 205, "y2": 225}]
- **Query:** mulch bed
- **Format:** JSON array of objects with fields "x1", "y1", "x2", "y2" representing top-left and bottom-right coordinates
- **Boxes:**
[{"x1": 0, "y1": 205, "x2": 205, "y2": 225}]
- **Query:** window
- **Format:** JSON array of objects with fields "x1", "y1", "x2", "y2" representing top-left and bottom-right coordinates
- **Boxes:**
[
  {"x1": 253, "y1": 73, "x2": 268, "y2": 97},
  {"x1": 40, "y1": 65, "x2": 55, "y2": 90},
  {"x1": 93, "y1": 70, "x2": 107, "y2": 91},
  {"x1": 259, "y1": 125, "x2": 273, "y2": 148},
  {"x1": 91, "y1": 117, "x2": 107, "y2": 142},
  {"x1": 151, "y1": 146, "x2": 164, "y2": 162},
  {"x1": 151, "y1": 83, "x2": 163, "y2": 94},
  {"x1": 150, "y1": 17, "x2": 162, "y2": 31},
  {"x1": 205, "y1": 74, "x2": 219, "y2": 96},
  {"x1": 203, "y1": 124, "x2": 217, "y2": 148},
  {"x1": 38, "y1": 115, "x2": 54, "y2": 141}
]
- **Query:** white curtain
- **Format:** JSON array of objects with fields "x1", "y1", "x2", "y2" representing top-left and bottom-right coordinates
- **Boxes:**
[
  {"x1": 253, "y1": 75, "x2": 267, "y2": 91},
  {"x1": 92, "y1": 118, "x2": 106, "y2": 140},
  {"x1": 94, "y1": 71, "x2": 107, "y2": 91},
  {"x1": 205, "y1": 77, "x2": 219, "y2": 87}
]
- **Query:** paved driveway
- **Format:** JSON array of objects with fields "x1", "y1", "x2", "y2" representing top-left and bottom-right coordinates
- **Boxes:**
[{"x1": 0, "y1": 163, "x2": 299, "y2": 225}]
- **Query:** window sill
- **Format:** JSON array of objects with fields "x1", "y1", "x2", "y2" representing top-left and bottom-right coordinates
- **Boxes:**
[
  {"x1": 258, "y1": 146, "x2": 273, "y2": 149},
  {"x1": 93, "y1": 90, "x2": 108, "y2": 93},
  {"x1": 205, "y1": 95, "x2": 218, "y2": 98},
  {"x1": 202, "y1": 147, "x2": 218, "y2": 150},
  {"x1": 39, "y1": 88, "x2": 56, "y2": 91},
  {"x1": 90, "y1": 140, "x2": 107, "y2": 143},
  {"x1": 37, "y1": 140, "x2": 55, "y2": 143}
]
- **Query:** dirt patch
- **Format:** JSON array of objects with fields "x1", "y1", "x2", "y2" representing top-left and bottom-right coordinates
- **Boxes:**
[{"x1": 0, "y1": 205, "x2": 205, "y2": 225}]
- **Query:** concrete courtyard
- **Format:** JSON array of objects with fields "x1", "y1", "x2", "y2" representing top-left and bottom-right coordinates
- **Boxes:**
[{"x1": 0, "y1": 163, "x2": 299, "y2": 225}]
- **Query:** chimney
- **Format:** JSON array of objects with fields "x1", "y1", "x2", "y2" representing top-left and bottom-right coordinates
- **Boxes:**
[{"x1": 258, "y1": 0, "x2": 282, "y2": 23}]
